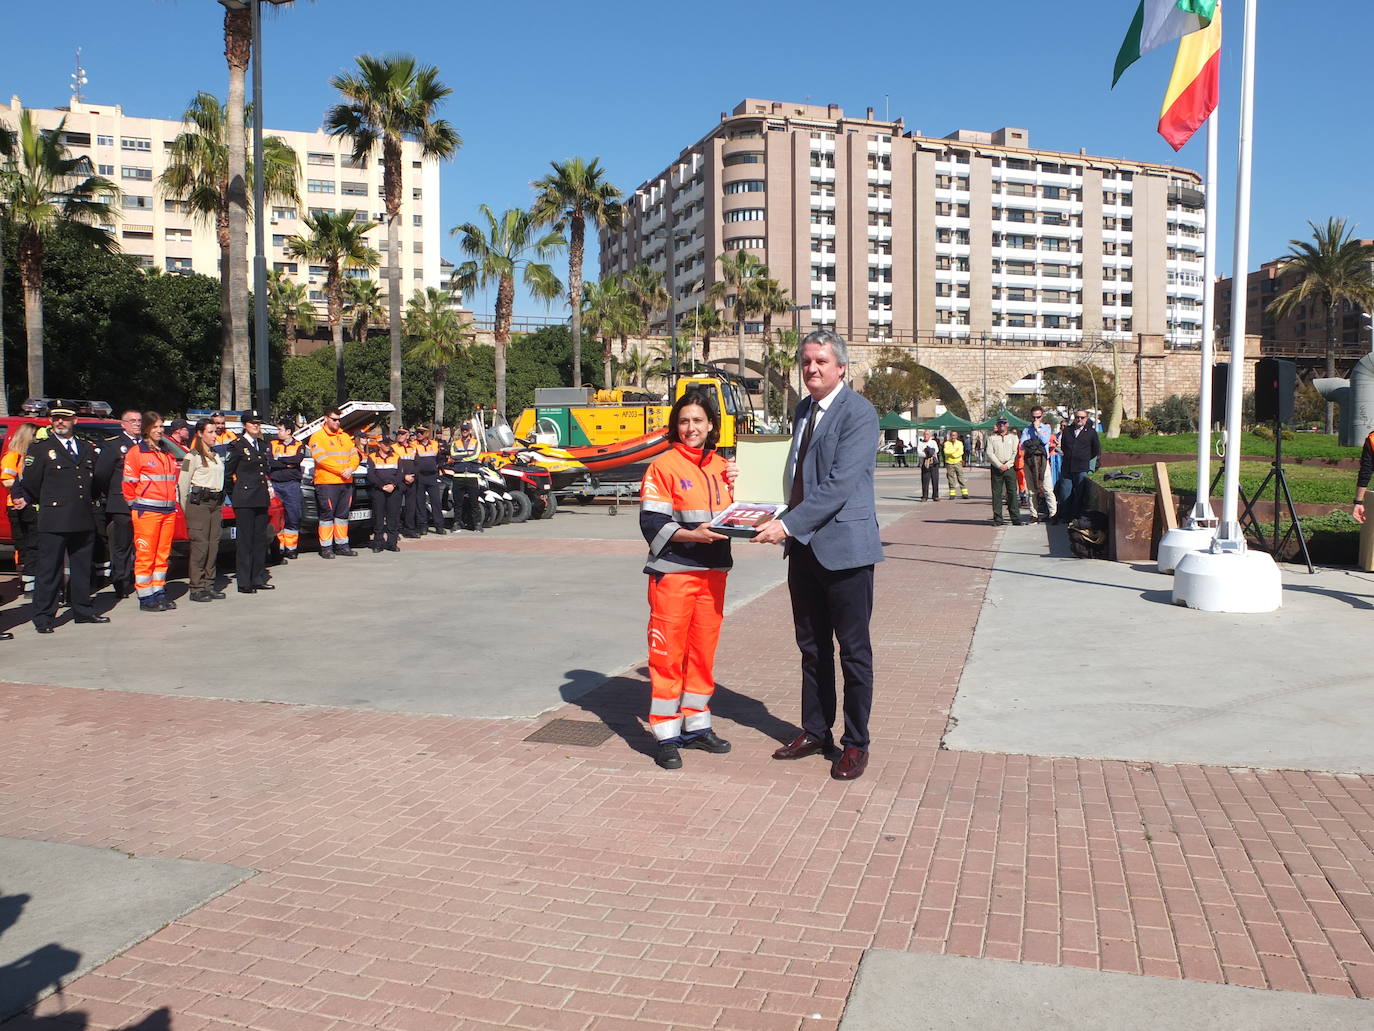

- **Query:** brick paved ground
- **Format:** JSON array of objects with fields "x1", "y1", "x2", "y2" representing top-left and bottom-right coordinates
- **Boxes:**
[{"x1": 2, "y1": 498, "x2": 1373, "y2": 1029}]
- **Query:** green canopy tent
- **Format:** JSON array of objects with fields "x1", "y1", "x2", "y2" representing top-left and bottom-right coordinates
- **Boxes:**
[
  {"x1": 975, "y1": 408, "x2": 1031, "y2": 430},
  {"x1": 914, "y1": 412, "x2": 980, "y2": 432},
  {"x1": 879, "y1": 411, "x2": 920, "y2": 430}
]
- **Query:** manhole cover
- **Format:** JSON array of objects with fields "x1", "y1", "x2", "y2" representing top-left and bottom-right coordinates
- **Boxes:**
[{"x1": 523, "y1": 719, "x2": 616, "y2": 747}]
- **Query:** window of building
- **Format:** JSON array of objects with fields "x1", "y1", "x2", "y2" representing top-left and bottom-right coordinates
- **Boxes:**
[
  {"x1": 274, "y1": 261, "x2": 299, "y2": 275},
  {"x1": 121, "y1": 166, "x2": 153, "y2": 181},
  {"x1": 309, "y1": 290, "x2": 325, "y2": 302},
  {"x1": 96, "y1": 135, "x2": 113, "y2": 147},
  {"x1": 307, "y1": 179, "x2": 336, "y2": 194},
  {"x1": 413, "y1": 241, "x2": 423, "y2": 253},
  {"x1": 308, "y1": 265, "x2": 328, "y2": 277},
  {"x1": 341, "y1": 181, "x2": 367, "y2": 196},
  {"x1": 120, "y1": 137, "x2": 152, "y2": 152},
  {"x1": 308, "y1": 207, "x2": 335, "y2": 218},
  {"x1": 122, "y1": 226, "x2": 153, "y2": 240},
  {"x1": 308, "y1": 152, "x2": 335, "y2": 166},
  {"x1": 163, "y1": 199, "x2": 191, "y2": 214},
  {"x1": 414, "y1": 268, "x2": 424, "y2": 279},
  {"x1": 62, "y1": 131, "x2": 91, "y2": 147},
  {"x1": 868, "y1": 212, "x2": 892, "y2": 227},
  {"x1": 725, "y1": 208, "x2": 765, "y2": 223},
  {"x1": 272, "y1": 206, "x2": 296, "y2": 220},
  {"x1": 131, "y1": 254, "x2": 155, "y2": 268},
  {"x1": 122, "y1": 195, "x2": 152, "y2": 211},
  {"x1": 97, "y1": 163, "x2": 114, "y2": 176},
  {"x1": 724, "y1": 152, "x2": 763, "y2": 167},
  {"x1": 165, "y1": 227, "x2": 193, "y2": 242},
  {"x1": 166, "y1": 257, "x2": 193, "y2": 273},
  {"x1": 724, "y1": 180, "x2": 765, "y2": 194},
  {"x1": 412, "y1": 214, "x2": 423, "y2": 226},
  {"x1": 272, "y1": 234, "x2": 290, "y2": 247},
  {"x1": 869, "y1": 240, "x2": 892, "y2": 255},
  {"x1": 807, "y1": 152, "x2": 836, "y2": 169}
]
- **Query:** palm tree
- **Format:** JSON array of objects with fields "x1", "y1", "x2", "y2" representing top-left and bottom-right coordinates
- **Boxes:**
[
  {"x1": 1267, "y1": 218, "x2": 1374, "y2": 433},
  {"x1": 681, "y1": 304, "x2": 724, "y2": 366},
  {"x1": 452, "y1": 205, "x2": 564, "y2": 416},
  {"x1": 161, "y1": 92, "x2": 300, "y2": 407},
  {"x1": 0, "y1": 110, "x2": 118, "y2": 397},
  {"x1": 344, "y1": 277, "x2": 386, "y2": 341},
  {"x1": 622, "y1": 263, "x2": 668, "y2": 385},
  {"x1": 267, "y1": 269, "x2": 316, "y2": 354},
  {"x1": 326, "y1": 54, "x2": 461, "y2": 430},
  {"x1": 530, "y1": 158, "x2": 623, "y2": 388},
  {"x1": 286, "y1": 210, "x2": 380, "y2": 403},
  {"x1": 582, "y1": 277, "x2": 637, "y2": 388},
  {"x1": 621, "y1": 346, "x2": 650, "y2": 389},
  {"x1": 405, "y1": 286, "x2": 473, "y2": 428},
  {"x1": 648, "y1": 338, "x2": 694, "y2": 382},
  {"x1": 709, "y1": 250, "x2": 768, "y2": 379}
]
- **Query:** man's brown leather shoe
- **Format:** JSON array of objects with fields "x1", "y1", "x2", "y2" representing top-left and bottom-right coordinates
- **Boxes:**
[
  {"x1": 772, "y1": 733, "x2": 834, "y2": 760},
  {"x1": 831, "y1": 747, "x2": 868, "y2": 780}
]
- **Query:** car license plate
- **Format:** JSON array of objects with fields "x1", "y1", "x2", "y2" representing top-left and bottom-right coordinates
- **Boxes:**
[{"x1": 350, "y1": 509, "x2": 371, "y2": 520}]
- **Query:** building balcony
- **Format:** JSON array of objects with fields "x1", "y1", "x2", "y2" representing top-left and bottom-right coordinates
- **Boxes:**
[{"x1": 869, "y1": 169, "x2": 893, "y2": 186}]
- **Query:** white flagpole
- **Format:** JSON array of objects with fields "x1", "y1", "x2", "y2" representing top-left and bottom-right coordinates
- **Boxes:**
[
  {"x1": 1215, "y1": 0, "x2": 1257, "y2": 548},
  {"x1": 1190, "y1": 109, "x2": 1219, "y2": 525}
]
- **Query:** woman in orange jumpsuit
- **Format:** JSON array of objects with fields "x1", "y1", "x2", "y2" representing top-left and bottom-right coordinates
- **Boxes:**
[
  {"x1": 638, "y1": 389, "x2": 738, "y2": 771},
  {"x1": 122, "y1": 411, "x2": 180, "y2": 612}
]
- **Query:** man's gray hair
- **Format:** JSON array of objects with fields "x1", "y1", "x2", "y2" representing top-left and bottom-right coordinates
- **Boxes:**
[{"x1": 799, "y1": 328, "x2": 849, "y2": 367}]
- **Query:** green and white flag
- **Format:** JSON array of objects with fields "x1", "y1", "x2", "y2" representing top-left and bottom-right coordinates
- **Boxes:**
[{"x1": 1112, "y1": 0, "x2": 1217, "y2": 86}]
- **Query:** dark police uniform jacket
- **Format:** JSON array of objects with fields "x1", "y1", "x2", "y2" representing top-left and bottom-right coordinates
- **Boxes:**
[
  {"x1": 224, "y1": 435, "x2": 272, "y2": 509},
  {"x1": 19, "y1": 435, "x2": 99, "y2": 533},
  {"x1": 93, "y1": 431, "x2": 138, "y2": 515}
]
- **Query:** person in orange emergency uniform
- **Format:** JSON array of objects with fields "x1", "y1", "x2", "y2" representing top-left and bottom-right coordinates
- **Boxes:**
[
  {"x1": 638, "y1": 389, "x2": 738, "y2": 771},
  {"x1": 270, "y1": 418, "x2": 306, "y2": 559},
  {"x1": 307, "y1": 407, "x2": 360, "y2": 559},
  {"x1": 122, "y1": 411, "x2": 180, "y2": 612},
  {"x1": 1, "y1": 422, "x2": 39, "y2": 604}
]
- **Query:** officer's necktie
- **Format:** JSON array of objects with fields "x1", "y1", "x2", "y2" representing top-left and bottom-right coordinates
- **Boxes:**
[
  {"x1": 788, "y1": 403, "x2": 818, "y2": 510},
  {"x1": 65, "y1": 439, "x2": 78, "y2": 460}
]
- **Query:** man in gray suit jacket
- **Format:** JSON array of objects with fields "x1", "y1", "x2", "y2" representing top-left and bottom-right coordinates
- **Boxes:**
[{"x1": 754, "y1": 329, "x2": 883, "y2": 780}]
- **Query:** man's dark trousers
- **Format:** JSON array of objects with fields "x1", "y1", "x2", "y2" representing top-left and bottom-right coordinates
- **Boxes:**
[
  {"x1": 788, "y1": 541, "x2": 874, "y2": 751},
  {"x1": 105, "y1": 512, "x2": 133, "y2": 594},
  {"x1": 235, "y1": 506, "x2": 269, "y2": 588},
  {"x1": 418, "y1": 475, "x2": 443, "y2": 531},
  {"x1": 34, "y1": 530, "x2": 95, "y2": 627}
]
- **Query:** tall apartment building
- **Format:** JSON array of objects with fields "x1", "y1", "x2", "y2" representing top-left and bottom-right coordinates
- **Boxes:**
[
  {"x1": 4, "y1": 96, "x2": 443, "y2": 314},
  {"x1": 600, "y1": 98, "x2": 1206, "y2": 350},
  {"x1": 1215, "y1": 245, "x2": 1374, "y2": 350}
]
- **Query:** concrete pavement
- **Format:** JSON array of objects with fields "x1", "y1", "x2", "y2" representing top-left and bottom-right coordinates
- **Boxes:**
[{"x1": 0, "y1": 467, "x2": 1371, "y2": 1029}]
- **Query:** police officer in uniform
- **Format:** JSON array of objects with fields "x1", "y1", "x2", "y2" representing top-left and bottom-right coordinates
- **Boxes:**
[
  {"x1": 395, "y1": 427, "x2": 419, "y2": 538},
  {"x1": 412, "y1": 425, "x2": 446, "y2": 534},
  {"x1": 447, "y1": 422, "x2": 485, "y2": 532},
  {"x1": 93, "y1": 407, "x2": 141, "y2": 599},
  {"x1": 19, "y1": 400, "x2": 111, "y2": 633},
  {"x1": 224, "y1": 411, "x2": 275, "y2": 594}
]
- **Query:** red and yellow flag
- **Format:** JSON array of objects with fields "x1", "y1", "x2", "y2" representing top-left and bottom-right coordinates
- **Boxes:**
[{"x1": 1158, "y1": 3, "x2": 1222, "y2": 150}]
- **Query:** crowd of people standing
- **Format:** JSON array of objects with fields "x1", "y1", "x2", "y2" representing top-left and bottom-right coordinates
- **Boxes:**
[
  {"x1": 894, "y1": 407, "x2": 1101, "y2": 526},
  {"x1": 2, "y1": 401, "x2": 488, "y2": 636}
]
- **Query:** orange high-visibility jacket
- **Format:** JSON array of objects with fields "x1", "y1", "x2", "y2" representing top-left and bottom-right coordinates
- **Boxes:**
[
  {"x1": 307, "y1": 427, "x2": 360, "y2": 485},
  {"x1": 1, "y1": 448, "x2": 28, "y2": 508},
  {"x1": 122, "y1": 442, "x2": 180, "y2": 513}
]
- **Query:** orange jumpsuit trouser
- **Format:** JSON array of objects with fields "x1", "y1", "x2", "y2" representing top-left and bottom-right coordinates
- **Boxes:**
[
  {"x1": 131, "y1": 510, "x2": 175, "y2": 599},
  {"x1": 647, "y1": 569, "x2": 727, "y2": 742}
]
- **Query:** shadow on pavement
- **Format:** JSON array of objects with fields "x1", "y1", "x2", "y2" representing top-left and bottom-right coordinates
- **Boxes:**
[
  {"x1": 0, "y1": 891, "x2": 171, "y2": 1030},
  {"x1": 558, "y1": 667, "x2": 797, "y2": 757}
]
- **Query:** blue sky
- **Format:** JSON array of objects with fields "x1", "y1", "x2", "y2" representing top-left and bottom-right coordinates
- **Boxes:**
[{"x1": 4, "y1": 0, "x2": 1370, "y2": 317}]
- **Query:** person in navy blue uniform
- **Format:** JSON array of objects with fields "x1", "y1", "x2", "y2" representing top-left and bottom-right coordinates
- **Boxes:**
[
  {"x1": 92, "y1": 407, "x2": 141, "y2": 599},
  {"x1": 224, "y1": 411, "x2": 275, "y2": 594},
  {"x1": 365, "y1": 437, "x2": 404, "y2": 552},
  {"x1": 18, "y1": 401, "x2": 112, "y2": 633}
]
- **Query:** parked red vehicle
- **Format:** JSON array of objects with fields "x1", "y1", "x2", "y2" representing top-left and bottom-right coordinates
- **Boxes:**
[{"x1": 1, "y1": 399, "x2": 282, "y2": 564}]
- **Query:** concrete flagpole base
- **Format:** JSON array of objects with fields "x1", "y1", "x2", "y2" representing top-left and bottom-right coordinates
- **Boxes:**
[
  {"x1": 1156, "y1": 525, "x2": 1219, "y2": 574},
  {"x1": 1172, "y1": 548, "x2": 1282, "y2": 612}
]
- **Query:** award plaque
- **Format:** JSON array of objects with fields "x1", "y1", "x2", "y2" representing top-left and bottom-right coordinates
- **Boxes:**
[{"x1": 709, "y1": 501, "x2": 788, "y2": 539}]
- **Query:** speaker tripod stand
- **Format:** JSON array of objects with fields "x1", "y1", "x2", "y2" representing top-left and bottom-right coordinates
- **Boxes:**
[{"x1": 1209, "y1": 416, "x2": 1313, "y2": 573}]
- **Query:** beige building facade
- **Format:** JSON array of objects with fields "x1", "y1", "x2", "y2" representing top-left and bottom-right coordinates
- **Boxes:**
[
  {"x1": 4, "y1": 95, "x2": 444, "y2": 312},
  {"x1": 601, "y1": 98, "x2": 1206, "y2": 353}
]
